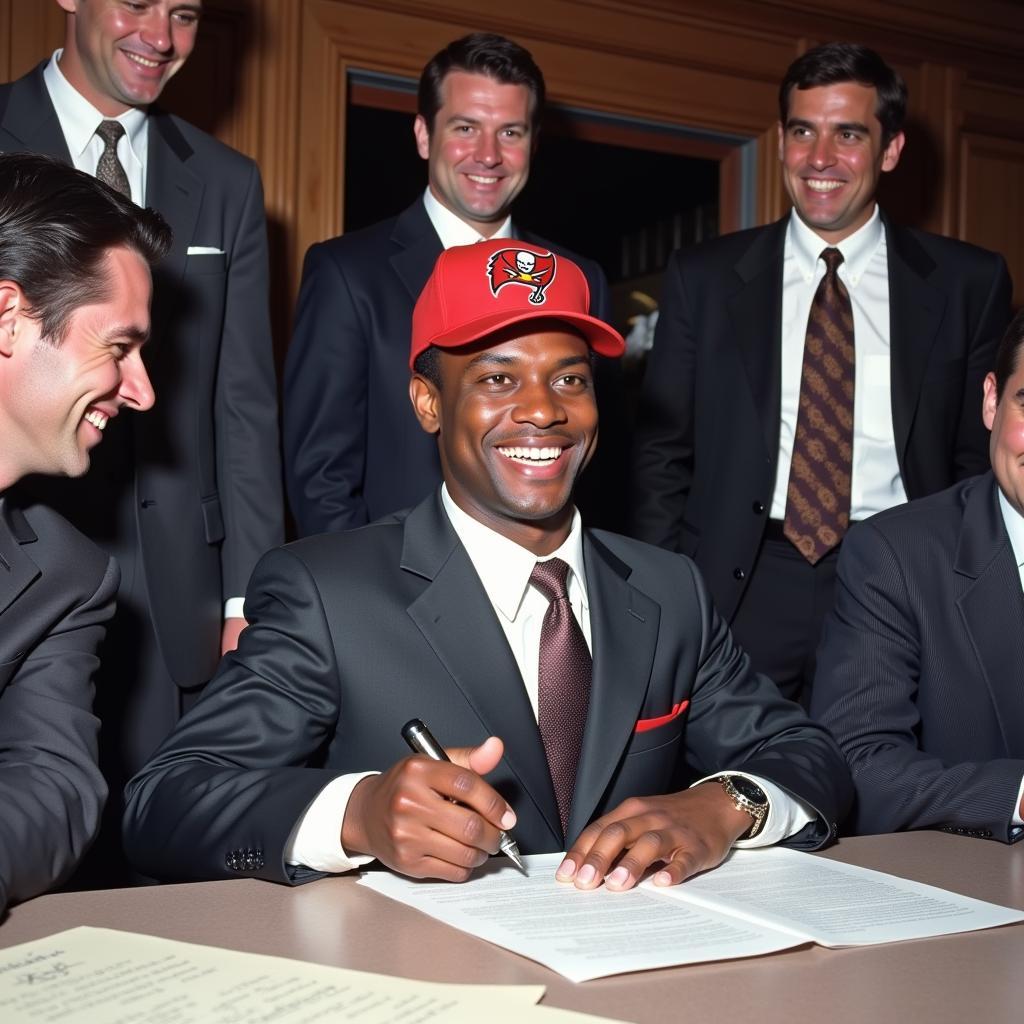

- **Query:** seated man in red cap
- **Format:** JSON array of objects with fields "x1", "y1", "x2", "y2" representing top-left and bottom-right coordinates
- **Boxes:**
[{"x1": 124, "y1": 242, "x2": 851, "y2": 891}]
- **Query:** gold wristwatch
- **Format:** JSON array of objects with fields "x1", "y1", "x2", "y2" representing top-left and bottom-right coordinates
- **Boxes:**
[{"x1": 716, "y1": 775, "x2": 769, "y2": 839}]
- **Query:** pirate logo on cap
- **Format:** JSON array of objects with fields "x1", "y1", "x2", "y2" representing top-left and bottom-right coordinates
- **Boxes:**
[{"x1": 487, "y1": 248, "x2": 556, "y2": 305}]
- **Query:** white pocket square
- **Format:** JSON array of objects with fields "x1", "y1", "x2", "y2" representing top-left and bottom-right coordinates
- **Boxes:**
[{"x1": 187, "y1": 246, "x2": 225, "y2": 255}]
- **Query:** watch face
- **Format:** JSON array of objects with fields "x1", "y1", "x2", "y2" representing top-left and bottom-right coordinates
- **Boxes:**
[{"x1": 730, "y1": 776, "x2": 767, "y2": 806}]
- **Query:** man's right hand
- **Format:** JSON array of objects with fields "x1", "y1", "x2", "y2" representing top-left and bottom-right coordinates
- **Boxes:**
[{"x1": 340, "y1": 736, "x2": 516, "y2": 881}]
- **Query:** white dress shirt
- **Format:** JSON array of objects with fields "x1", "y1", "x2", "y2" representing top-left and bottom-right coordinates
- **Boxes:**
[
  {"x1": 422, "y1": 186, "x2": 512, "y2": 247},
  {"x1": 43, "y1": 50, "x2": 148, "y2": 205},
  {"x1": 997, "y1": 489, "x2": 1024, "y2": 830},
  {"x1": 286, "y1": 487, "x2": 813, "y2": 871},
  {"x1": 771, "y1": 206, "x2": 908, "y2": 522}
]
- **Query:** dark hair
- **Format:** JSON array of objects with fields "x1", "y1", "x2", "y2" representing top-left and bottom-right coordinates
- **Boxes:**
[
  {"x1": 779, "y1": 43, "x2": 907, "y2": 144},
  {"x1": 994, "y1": 308, "x2": 1024, "y2": 401},
  {"x1": 413, "y1": 345, "x2": 443, "y2": 389},
  {"x1": 0, "y1": 152, "x2": 171, "y2": 344},
  {"x1": 417, "y1": 32, "x2": 546, "y2": 134}
]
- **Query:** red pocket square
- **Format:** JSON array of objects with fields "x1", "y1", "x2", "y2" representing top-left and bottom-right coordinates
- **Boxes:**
[{"x1": 635, "y1": 700, "x2": 690, "y2": 733}]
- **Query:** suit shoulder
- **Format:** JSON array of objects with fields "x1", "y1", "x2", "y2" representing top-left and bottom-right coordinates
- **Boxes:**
[
  {"x1": 522, "y1": 231, "x2": 604, "y2": 279},
  {"x1": 157, "y1": 112, "x2": 258, "y2": 177},
  {"x1": 303, "y1": 214, "x2": 402, "y2": 265},
  {"x1": 588, "y1": 528, "x2": 702, "y2": 584},
  {"x1": 891, "y1": 222, "x2": 1005, "y2": 270},
  {"x1": 260, "y1": 514, "x2": 407, "y2": 575},
  {"x1": 671, "y1": 221, "x2": 780, "y2": 266},
  {"x1": 14, "y1": 500, "x2": 111, "y2": 581},
  {"x1": 847, "y1": 476, "x2": 980, "y2": 551}
]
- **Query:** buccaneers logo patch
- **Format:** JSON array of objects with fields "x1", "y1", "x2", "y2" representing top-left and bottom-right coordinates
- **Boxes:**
[{"x1": 486, "y1": 248, "x2": 556, "y2": 305}]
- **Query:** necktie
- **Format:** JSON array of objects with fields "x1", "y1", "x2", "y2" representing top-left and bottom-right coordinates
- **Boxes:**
[
  {"x1": 783, "y1": 247, "x2": 855, "y2": 564},
  {"x1": 531, "y1": 557, "x2": 592, "y2": 837},
  {"x1": 95, "y1": 120, "x2": 130, "y2": 198}
]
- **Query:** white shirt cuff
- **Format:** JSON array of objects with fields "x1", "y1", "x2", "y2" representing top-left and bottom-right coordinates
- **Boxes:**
[
  {"x1": 692, "y1": 772, "x2": 816, "y2": 847},
  {"x1": 284, "y1": 772, "x2": 379, "y2": 873},
  {"x1": 1012, "y1": 776, "x2": 1024, "y2": 828},
  {"x1": 224, "y1": 597, "x2": 246, "y2": 620}
]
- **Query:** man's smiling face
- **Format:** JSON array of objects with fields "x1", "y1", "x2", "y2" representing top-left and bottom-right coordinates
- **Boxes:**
[
  {"x1": 410, "y1": 326, "x2": 597, "y2": 555},
  {"x1": 58, "y1": 0, "x2": 202, "y2": 115},
  {"x1": 413, "y1": 70, "x2": 533, "y2": 238},
  {"x1": 778, "y1": 81, "x2": 904, "y2": 244}
]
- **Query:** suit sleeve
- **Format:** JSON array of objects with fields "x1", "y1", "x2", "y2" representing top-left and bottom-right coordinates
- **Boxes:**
[
  {"x1": 283, "y1": 243, "x2": 371, "y2": 536},
  {"x1": 680, "y1": 558, "x2": 851, "y2": 849},
  {"x1": 215, "y1": 162, "x2": 284, "y2": 597},
  {"x1": 810, "y1": 521, "x2": 1024, "y2": 840},
  {"x1": 123, "y1": 547, "x2": 348, "y2": 884},
  {"x1": 954, "y1": 252, "x2": 1012, "y2": 481},
  {"x1": 630, "y1": 252, "x2": 696, "y2": 550},
  {"x1": 0, "y1": 559, "x2": 116, "y2": 912}
]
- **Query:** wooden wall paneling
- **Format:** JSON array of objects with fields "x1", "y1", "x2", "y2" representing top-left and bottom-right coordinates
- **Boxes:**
[
  {"x1": 4, "y1": 1, "x2": 63, "y2": 81},
  {"x1": 0, "y1": 1, "x2": 11, "y2": 83},
  {"x1": 959, "y1": 133, "x2": 1024, "y2": 307}
]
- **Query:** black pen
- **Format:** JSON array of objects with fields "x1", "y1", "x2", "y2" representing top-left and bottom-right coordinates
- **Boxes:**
[{"x1": 401, "y1": 718, "x2": 526, "y2": 873}]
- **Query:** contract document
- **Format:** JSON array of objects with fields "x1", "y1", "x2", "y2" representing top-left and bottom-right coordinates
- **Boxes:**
[
  {"x1": 0, "y1": 926, "x2": 620, "y2": 1023},
  {"x1": 359, "y1": 848, "x2": 1024, "y2": 982}
]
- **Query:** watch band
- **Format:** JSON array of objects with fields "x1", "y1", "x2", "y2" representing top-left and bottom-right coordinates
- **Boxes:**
[{"x1": 716, "y1": 775, "x2": 769, "y2": 839}]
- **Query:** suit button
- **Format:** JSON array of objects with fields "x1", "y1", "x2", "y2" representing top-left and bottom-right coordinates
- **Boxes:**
[
  {"x1": 752, "y1": 501, "x2": 765, "y2": 514},
  {"x1": 733, "y1": 568, "x2": 745, "y2": 580}
]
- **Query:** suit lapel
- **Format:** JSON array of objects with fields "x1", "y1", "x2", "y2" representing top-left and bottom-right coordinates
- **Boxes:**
[
  {"x1": 0, "y1": 63, "x2": 72, "y2": 161},
  {"x1": 0, "y1": 498, "x2": 40, "y2": 617},
  {"x1": 567, "y1": 535, "x2": 661, "y2": 841},
  {"x1": 402, "y1": 496, "x2": 562, "y2": 843},
  {"x1": 954, "y1": 474, "x2": 1024, "y2": 755},
  {"x1": 884, "y1": 217, "x2": 946, "y2": 467},
  {"x1": 729, "y1": 219, "x2": 787, "y2": 457},
  {"x1": 390, "y1": 199, "x2": 444, "y2": 304}
]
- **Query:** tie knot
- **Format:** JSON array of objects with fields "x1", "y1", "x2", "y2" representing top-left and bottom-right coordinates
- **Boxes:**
[
  {"x1": 530, "y1": 557, "x2": 571, "y2": 602},
  {"x1": 96, "y1": 120, "x2": 125, "y2": 146},
  {"x1": 820, "y1": 247, "x2": 844, "y2": 274}
]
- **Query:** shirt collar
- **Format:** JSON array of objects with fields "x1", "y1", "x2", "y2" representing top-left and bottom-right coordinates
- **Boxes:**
[
  {"x1": 423, "y1": 187, "x2": 513, "y2": 249},
  {"x1": 440, "y1": 484, "x2": 588, "y2": 622},
  {"x1": 997, "y1": 487, "x2": 1024, "y2": 569},
  {"x1": 787, "y1": 204, "x2": 884, "y2": 288},
  {"x1": 43, "y1": 49, "x2": 148, "y2": 162}
]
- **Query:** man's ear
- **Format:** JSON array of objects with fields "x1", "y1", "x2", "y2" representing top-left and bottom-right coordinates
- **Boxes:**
[
  {"x1": 413, "y1": 115, "x2": 431, "y2": 161},
  {"x1": 409, "y1": 374, "x2": 441, "y2": 435},
  {"x1": 982, "y1": 371, "x2": 999, "y2": 432},
  {"x1": 0, "y1": 282, "x2": 27, "y2": 358}
]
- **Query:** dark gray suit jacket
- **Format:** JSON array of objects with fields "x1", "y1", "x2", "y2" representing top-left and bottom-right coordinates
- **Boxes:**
[
  {"x1": 283, "y1": 198, "x2": 622, "y2": 536},
  {"x1": 0, "y1": 495, "x2": 116, "y2": 912},
  {"x1": 0, "y1": 64, "x2": 283, "y2": 702},
  {"x1": 123, "y1": 492, "x2": 851, "y2": 884},
  {"x1": 811, "y1": 473, "x2": 1024, "y2": 842},
  {"x1": 632, "y1": 213, "x2": 1012, "y2": 621}
]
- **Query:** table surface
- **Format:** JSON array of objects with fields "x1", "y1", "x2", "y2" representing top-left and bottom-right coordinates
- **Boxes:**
[{"x1": 1, "y1": 832, "x2": 1021, "y2": 1024}]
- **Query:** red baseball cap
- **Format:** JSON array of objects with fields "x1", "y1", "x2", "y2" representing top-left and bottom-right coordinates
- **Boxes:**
[{"x1": 410, "y1": 240, "x2": 625, "y2": 369}]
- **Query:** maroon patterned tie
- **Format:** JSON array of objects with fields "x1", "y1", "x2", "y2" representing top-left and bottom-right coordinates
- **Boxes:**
[
  {"x1": 95, "y1": 120, "x2": 130, "y2": 198},
  {"x1": 531, "y1": 558, "x2": 592, "y2": 837},
  {"x1": 783, "y1": 247, "x2": 855, "y2": 564}
]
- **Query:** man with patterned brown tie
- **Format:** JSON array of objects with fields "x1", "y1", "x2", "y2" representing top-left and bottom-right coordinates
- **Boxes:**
[
  {"x1": 124, "y1": 240, "x2": 851, "y2": 891},
  {"x1": 632, "y1": 43, "x2": 1012, "y2": 705}
]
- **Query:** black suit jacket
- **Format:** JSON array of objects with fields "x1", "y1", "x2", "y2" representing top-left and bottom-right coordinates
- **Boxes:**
[
  {"x1": 283, "y1": 198, "x2": 621, "y2": 536},
  {"x1": 123, "y1": 492, "x2": 851, "y2": 883},
  {"x1": 0, "y1": 64, "x2": 283, "y2": 695},
  {"x1": 632, "y1": 213, "x2": 1012, "y2": 620},
  {"x1": 811, "y1": 473, "x2": 1024, "y2": 842},
  {"x1": 0, "y1": 495, "x2": 116, "y2": 912}
]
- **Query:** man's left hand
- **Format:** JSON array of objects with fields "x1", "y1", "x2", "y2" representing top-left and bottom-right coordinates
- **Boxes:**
[
  {"x1": 556, "y1": 782, "x2": 753, "y2": 891},
  {"x1": 221, "y1": 616, "x2": 247, "y2": 655}
]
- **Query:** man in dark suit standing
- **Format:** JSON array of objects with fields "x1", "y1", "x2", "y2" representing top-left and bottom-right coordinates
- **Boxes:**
[
  {"x1": 0, "y1": 153, "x2": 169, "y2": 912},
  {"x1": 124, "y1": 240, "x2": 850, "y2": 891},
  {"x1": 632, "y1": 43, "x2": 1012, "y2": 705},
  {"x1": 811, "y1": 310, "x2": 1024, "y2": 843},
  {"x1": 284, "y1": 32, "x2": 621, "y2": 538},
  {"x1": 0, "y1": 1, "x2": 283, "y2": 882}
]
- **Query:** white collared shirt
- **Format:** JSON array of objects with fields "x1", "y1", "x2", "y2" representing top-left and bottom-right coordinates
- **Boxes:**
[
  {"x1": 996, "y1": 489, "x2": 1024, "y2": 831},
  {"x1": 43, "y1": 50, "x2": 148, "y2": 205},
  {"x1": 422, "y1": 186, "x2": 512, "y2": 248},
  {"x1": 771, "y1": 206, "x2": 908, "y2": 521},
  {"x1": 287, "y1": 488, "x2": 811, "y2": 871}
]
